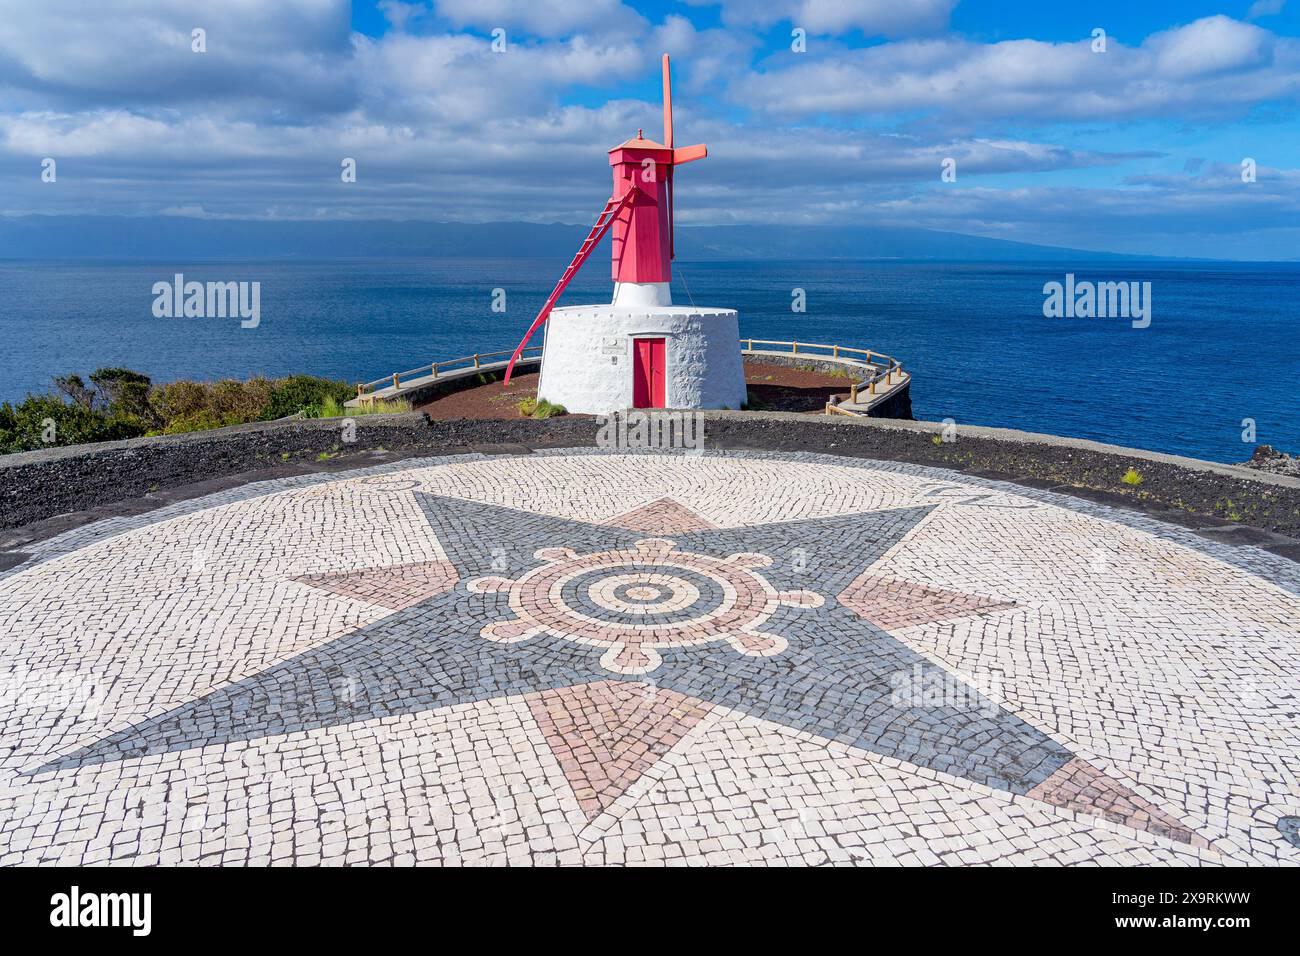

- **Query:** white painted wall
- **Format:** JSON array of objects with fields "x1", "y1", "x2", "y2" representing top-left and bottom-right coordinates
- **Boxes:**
[
  {"x1": 538, "y1": 305, "x2": 747, "y2": 414},
  {"x1": 612, "y1": 281, "x2": 672, "y2": 306}
]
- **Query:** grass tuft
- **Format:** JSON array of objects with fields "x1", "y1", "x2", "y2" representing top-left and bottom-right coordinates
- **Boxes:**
[
  {"x1": 311, "y1": 395, "x2": 411, "y2": 418},
  {"x1": 518, "y1": 396, "x2": 566, "y2": 419}
]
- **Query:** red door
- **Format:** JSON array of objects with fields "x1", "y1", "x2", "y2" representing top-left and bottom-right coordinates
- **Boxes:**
[{"x1": 633, "y1": 338, "x2": 666, "y2": 408}]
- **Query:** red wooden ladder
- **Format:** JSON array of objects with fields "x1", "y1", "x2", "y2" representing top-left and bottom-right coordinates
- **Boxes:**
[{"x1": 503, "y1": 188, "x2": 638, "y2": 384}]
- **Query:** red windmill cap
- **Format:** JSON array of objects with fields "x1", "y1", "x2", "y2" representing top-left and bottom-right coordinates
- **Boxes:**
[{"x1": 609, "y1": 135, "x2": 670, "y2": 152}]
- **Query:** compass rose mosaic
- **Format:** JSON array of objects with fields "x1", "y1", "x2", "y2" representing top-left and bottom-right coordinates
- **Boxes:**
[{"x1": 1, "y1": 450, "x2": 1297, "y2": 866}]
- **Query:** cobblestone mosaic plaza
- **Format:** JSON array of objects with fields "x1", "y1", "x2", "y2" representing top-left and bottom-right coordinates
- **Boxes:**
[{"x1": 2, "y1": 450, "x2": 1297, "y2": 865}]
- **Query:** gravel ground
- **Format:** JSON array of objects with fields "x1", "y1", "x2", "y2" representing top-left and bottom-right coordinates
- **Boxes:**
[{"x1": 3, "y1": 412, "x2": 1298, "y2": 559}]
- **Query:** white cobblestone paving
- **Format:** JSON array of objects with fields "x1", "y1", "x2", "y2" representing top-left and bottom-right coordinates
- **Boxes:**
[{"x1": 1, "y1": 449, "x2": 1296, "y2": 866}]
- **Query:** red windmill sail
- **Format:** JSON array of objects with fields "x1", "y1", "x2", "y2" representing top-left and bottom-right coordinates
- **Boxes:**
[{"x1": 504, "y1": 54, "x2": 707, "y2": 384}]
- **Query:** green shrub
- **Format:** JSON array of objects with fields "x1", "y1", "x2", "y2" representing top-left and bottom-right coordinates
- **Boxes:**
[
  {"x1": 517, "y1": 396, "x2": 538, "y2": 417},
  {"x1": 2, "y1": 369, "x2": 363, "y2": 454},
  {"x1": 262, "y1": 375, "x2": 353, "y2": 420},
  {"x1": 148, "y1": 379, "x2": 210, "y2": 423},
  {"x1": 1121, "y1": 468, "x2": 1143, "y2": 486},
  {"x1": 53, "y1": 373, "x2": 95, "y2": 409},
  {"x1": 0, "y1": 393, "x2": 146, "y2": 453},
  {"x1": 160, "y1": 410, "x2": 230, "y2": 435},
  {"x1": 91, "y1": 367, "x2": 154, "y2": 421},
  {"x1": 211, "y1": 377, "x2": 275, "y2": 422},
  {"x1": 149, "y1": 376, "x2": 274, "y2": 431}
]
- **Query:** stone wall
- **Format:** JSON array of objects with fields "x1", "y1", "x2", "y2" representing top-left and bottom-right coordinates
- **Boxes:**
[
  {"x1": 3, "y1": 410, "x2": 1298, "y2": 541},
  {"x1": 362, "y1": 356, "x2": 540, "y2": 408},
  {"x1": 0, "y1": 413, "x2": 593, "y2": 530},
  {"x1": 745, "y1": 351, "x2": 914, "y2": 420}
]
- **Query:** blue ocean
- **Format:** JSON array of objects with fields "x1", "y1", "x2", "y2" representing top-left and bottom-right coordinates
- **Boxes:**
[{"x1": 1, "y1": 258, "x2": 1296, "y2": 464}]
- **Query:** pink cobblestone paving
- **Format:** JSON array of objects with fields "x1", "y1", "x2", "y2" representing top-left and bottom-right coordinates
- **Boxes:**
[{"x1": 526, "y1": 681, "x2": 712, "y2": 820}]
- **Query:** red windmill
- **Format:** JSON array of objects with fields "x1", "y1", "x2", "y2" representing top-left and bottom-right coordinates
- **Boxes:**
[{"x1": 503, "y1": 54, "x2": 708, "y2": 385}]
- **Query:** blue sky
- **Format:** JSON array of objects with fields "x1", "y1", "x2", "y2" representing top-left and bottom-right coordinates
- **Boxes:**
[{"x1": 1, "y1": 1, "x2": 1297, "y2": 258}]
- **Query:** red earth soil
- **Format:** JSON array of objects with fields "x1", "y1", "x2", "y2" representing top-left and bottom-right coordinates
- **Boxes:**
[{"x1": 412, "y1": 360, "x2": 852, "y2": 420}]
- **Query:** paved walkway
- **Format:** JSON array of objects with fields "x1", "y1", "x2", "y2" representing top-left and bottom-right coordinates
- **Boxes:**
[{"x1": 1, "y1": 450, "x2": 1297, "y2": 865}]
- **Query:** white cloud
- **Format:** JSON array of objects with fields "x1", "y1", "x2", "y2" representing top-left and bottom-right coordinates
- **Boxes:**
[
  {"x1": 864, "y1": 165, "x2": 1300, "y2": 258},
  {"x1": 1246, "y1": 0, "x2": 1286, "y2": 20},
  {"x1": 1146, "y1": 14, "x2": 1274, "y2": 78},
  {"x1": 352, "y1": 30, "x2": 655, "y2": 129},
  {"x1": 645, "y1": 15, "x2": 760, "y2": 95},
  {"x1": 684, "y1": 0, "x2": 955, "y2": 37},
  {"x1": 432, "y1": 0, "x2": 646, "y2": 39},
  {"x1": 378, "y1": 1, "x2": 427, "y2": 32},
  {"x1": 734, "y1": 16, "x2": 1300, "y2": 120},
  {"x1": 0, "y1": 3, "x2": 1294, "y2": 258},
  {"x1": 0, "y1": 0, "x2": 355, "y2": 115}
]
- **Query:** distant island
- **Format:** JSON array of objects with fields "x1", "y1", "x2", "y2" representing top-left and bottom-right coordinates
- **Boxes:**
[{"x1": 0, "y1": 214, "x2": 1157, "y2": 262}]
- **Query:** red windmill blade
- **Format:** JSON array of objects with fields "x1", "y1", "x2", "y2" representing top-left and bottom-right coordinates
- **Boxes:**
[
  {"x1": 664, "y1": 53, "x2": 674, "y2": 261},
  {"x1": 662, "y1": 53, "x2": 708, "y2": 260},
  {"x1": 502, "y1": 53, "x2": 708, "y2": 386}
]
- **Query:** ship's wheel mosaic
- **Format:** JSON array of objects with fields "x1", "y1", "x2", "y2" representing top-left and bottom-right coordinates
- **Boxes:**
[{"x1": 468, "y1": 537, "x2": 822, "y2": 674}]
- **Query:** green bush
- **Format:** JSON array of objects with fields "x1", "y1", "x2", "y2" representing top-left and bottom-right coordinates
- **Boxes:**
[
  {"x1": 148, "y1": 377, "x2": 274, "y2": 431},
  {"x1": 262, "y1": 376, "x2": 353, "y2": 420},
  {"x1": 0, "y1": 393, "x2": 146, "y2": 453},
  {"x1": 147, "y1": 379, "x2": 210, "y2": 424},
  {"x1": 1, "y1": 369, "x2": 357, "y2": 454},
  {"x1": 91, "y1": 367, "x2": 154, "y2": 421},
  {"x1": 161, "y1": 410, "x2": 251, "y2": 435},
  {"x1": 210, "y1": 377, "x2": 275, "y2": 422}
]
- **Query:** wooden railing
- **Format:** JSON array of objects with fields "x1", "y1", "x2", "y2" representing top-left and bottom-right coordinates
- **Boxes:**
[
  {"x1": 742, "y1": 339, "x2": 906, "y2": 406},
  {"x1": 356, "y1": 345, "x2": 544, "y2": 397}
]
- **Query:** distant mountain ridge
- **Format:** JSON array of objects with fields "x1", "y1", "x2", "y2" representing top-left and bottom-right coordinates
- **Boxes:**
[{"x1": 0, "y1": 215, "x2": 1151, "y2": 261}]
